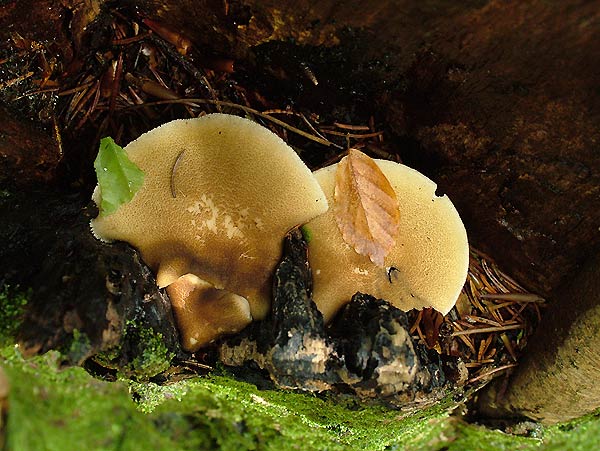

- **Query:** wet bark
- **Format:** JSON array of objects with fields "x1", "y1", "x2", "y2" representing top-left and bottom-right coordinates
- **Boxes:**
[{"x1": 0, "y1": 107, "x2": 61, "y2": 188}]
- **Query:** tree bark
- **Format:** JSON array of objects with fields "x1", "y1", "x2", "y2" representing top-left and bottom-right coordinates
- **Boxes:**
[{"x1": 0, "y1": 107, "x2": 61, "y2": 188}]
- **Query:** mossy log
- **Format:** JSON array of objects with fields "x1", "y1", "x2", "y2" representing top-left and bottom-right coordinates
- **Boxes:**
[{"x1": 478, "y1": 252, "x2": 600, "y2": 424}]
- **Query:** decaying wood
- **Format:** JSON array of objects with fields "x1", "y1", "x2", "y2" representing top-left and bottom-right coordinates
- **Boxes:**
[{"x1": 0, "y1": 106, "x2": 61, "y2": 187}]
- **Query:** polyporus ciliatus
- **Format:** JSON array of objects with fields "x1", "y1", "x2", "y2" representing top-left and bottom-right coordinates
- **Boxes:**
[
  {"x1": 304, "y1": 160, "x2": 469, "y2": 323},
  {"x1": 91, "y1": 113, "x2": 328, "y2": 350}
]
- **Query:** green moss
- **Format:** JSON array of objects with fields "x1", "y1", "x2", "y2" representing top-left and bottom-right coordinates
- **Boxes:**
[
  {"x1": 439, "y1": 421, "x2": 540, "y2": 451},
  {"x1": 138, "y1": 374, "x2": 461, "y2": 451},
  {"x1": 542, "y1": 410, "x2": 600, "y2": 451},
  {"x1": 93, "y1": 320, "x2": 174, "y2": 380},
  {"x1": 92, "y1": 343, "x2": 121, "y2": 368},
  {"x1": 1, "y1": 346, "x2": 174, "y2": 451},
  {"x1": 3, "y1": 343, "x2": 600, "y2": 450},
  {"x1": 128, "y1": 379, "x2": 190, "y2": 414},
  {"x1": 128, "y1": 325, "x2": 172, "y2": 379},
  {"x1": 0, "y1": 285, "x2": 30, "y2": 346}
]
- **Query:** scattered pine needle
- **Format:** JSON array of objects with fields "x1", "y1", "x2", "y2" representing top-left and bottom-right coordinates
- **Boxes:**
[
  {"x1": 451, "y1": 324, "x2": 523, "y2": 337},
  {"x1": 128, "y1": 98, "x2": 344, "y2": 149},
  {"x1": 467, "y1": 363, "x2": 518, "y2": 384},
  {"x1": 410, "y1": 248, "x2": 544, "y2": 386}
]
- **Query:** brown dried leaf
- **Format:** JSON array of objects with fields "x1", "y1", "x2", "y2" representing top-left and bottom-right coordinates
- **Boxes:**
[{"x1": 334, "y1": 148, "x2": 400, "y2": 266}]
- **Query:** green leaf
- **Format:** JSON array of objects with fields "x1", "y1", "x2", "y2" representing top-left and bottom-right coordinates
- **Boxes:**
[{"x1": 94, "y1": 137, "x2": 145, "y2": 216}]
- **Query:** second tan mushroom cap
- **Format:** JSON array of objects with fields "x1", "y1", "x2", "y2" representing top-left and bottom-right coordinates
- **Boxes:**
[
  {"x1": 304, "y1": 160, "x2": 469, "y2": 323},
  {"x1": 91, "y1": 114, "x2": 328, "y2": 350}
]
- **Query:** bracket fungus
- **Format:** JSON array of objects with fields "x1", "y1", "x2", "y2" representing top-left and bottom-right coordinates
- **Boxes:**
[
  {"x1": 91, "y1": 113, "x2": 328, "y2": 351},
  {"x1": 303, "y1": 160, "x2": 469, "y2": 323}
]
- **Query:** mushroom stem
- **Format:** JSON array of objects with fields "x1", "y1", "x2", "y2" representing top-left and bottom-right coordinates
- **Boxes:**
[{"x1": 167, "y1": 274, "x2": 252, "y2": 352}]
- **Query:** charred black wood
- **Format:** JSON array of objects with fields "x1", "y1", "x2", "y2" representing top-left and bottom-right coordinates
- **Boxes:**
[
  {"x1": 220, "y1": 227, "x2": 335, "y2": 391},
  {"x1": 220, "y1": 228, "x2": 463, "y2": 404},
  {"x1": 329, "y1": 294, "x2": 447, "y2": 400}
]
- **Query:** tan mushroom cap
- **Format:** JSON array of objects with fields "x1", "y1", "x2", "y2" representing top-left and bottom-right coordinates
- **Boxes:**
[
  {"x1": 304, "y1": 160, "x2": 469, "y2": 323},
  {"x1": 167, "y1": 274, "x2": 252, "y2": 351},
  {"x1": 91, "y1": 113, "x2": 328, "y2": 321}
]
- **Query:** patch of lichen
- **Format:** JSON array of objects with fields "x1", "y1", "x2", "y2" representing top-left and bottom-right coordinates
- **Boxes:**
[{"x1": 0, "y1": 285, "x2": 30, "y2": 346}]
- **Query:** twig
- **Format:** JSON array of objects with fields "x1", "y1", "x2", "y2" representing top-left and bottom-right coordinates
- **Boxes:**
[
  {"x1": 74, "y1": 81, "x2": 101, "y2": 130},
  {"x1": 480, "y1": 293, "x2": 545, "y2": 303},
  {"x1": 457, "y1": 334, "x2": 477, "y2": 354},
  {"x1": 262, "y1": 109, "x2": 329, "y2": 142},
  {"x1": 332, "y1": 122, "x2": 370, "y2": 131},
  {"x1": 127, "y1": 98, "x2": 343, "y2": 148},
  {"x1": 0, "y1": 71, "x2": 33, "y2": 89},
  {"x1": 112, "y1": 32, "x2": 152, "y2": 46},
  {"x1": 467, "y1": 363, "x2": 517, "y2": 384},
  {"x1": 58, "y1": 81, "x2": 95, "y2": 96},
  {"x1": 299, "y1": 113, "x2": 328, "y2": 141},
  {"x1": 500, "y1": 333, "x2": 517, "y2": 361},
  {"x1": 451, "y1": 324, "x2": 523, "y2": 337},
  {"x1": 67, "y1": 82, "x2": 97, "y2": 124},
  {"x1": 14, "y1": 87, "x2": 60, "y2": 99},
  {"x1": 409, "y1": 310, "x2": 423, "y2": 335},
  {"x1": 463, "y1": 315, "x2": 502, "y2": 327},
  {"x1": 109, "y1": 53, "x2": 124, "y2": 114},
  {"x1": 320, "y1": 129, "x2": 384, "y2": 139}
]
